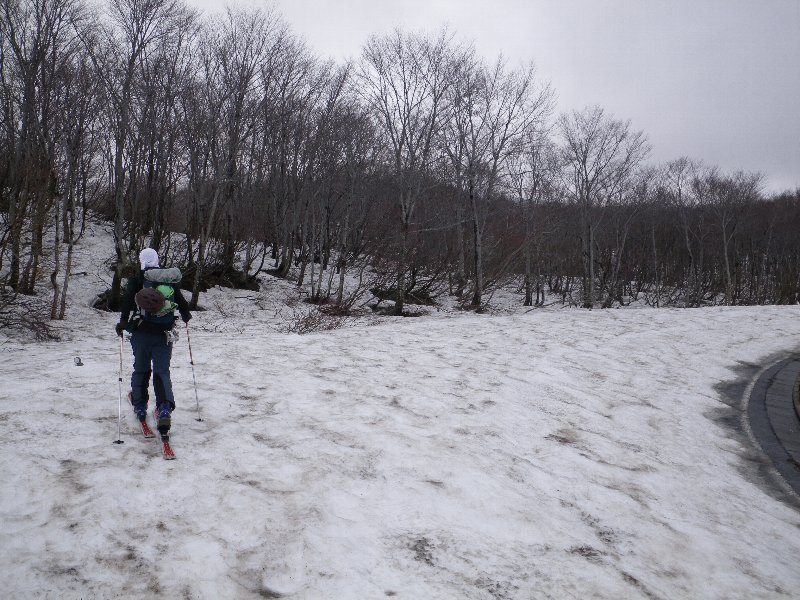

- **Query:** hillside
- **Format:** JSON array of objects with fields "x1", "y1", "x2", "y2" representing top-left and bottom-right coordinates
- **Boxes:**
[{"x1": 1, "y1": 224, "x2": 800, "y2": 599}]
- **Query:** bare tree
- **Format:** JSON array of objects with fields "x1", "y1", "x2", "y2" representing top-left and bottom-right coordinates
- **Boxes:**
[
  {"x1": 244, "y1": 20, "x2": 313, "y2": 282},
  {"x1": 1, "y1": 0, "x2": 100, "y2": 302},
  {"x1": 2, "y1": 0, "x2": 73, "y2": 292},
  {"x1": 333, "y1": 104, "x2": 378, "y2": 309},
  {"x1": 508, "y1": 129, "x2": 559, "y2": 306},
  {"x1": 88, "y1": 0, "x2": 190, "y2": 308},
  {"x1": 50, "y1": 17, "x2": 100, "y2": 319},
  {"x1": 133, "y1": 5, "x2": 198, "y2": 252},
  {"x1": 695, "y1": 169, "x2": 762, "y2": 305},
  {"x1": 664, "y1": 157, "x2": 706, "y2": 305},
  {"x1": 559, "y1": 105, "x2": 649, "y2": 308},
  {"x1": 359, "y1": 28, "x2": 455, "y2": 315},
  {"x1": 444, "y1": 55, "x2": 552, "y2": 309},
  {"x1": 597, "y1": 168, "x2": 654, "y2": 307},
  {"x1": 187, "y1": 5, "x2": 279, "y2": 307}
]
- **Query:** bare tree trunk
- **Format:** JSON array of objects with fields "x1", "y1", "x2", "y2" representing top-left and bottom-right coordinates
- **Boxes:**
[
  {"x1": 58, "y1": 193, "x2": 77, "y2": 320},
  {"x1": 680, "y1": 215, "x2": 696, "y2": 304},
  {"x1": 395, "y1": 216, "x2": 410, "y2": 315},
  {"x1": 336, "y1": 200, "x2": 351, "y2": 307},
  {"x1": 223, "y1": 210, "x2": 235, "y2": 273},
  {"x1": 191, "y1": 185, "x2": 223, "y2": 308},
  {"x1": 581, "y1": 204, "x2": 593, "y2": 309},
  {"x1": 21, "y1": 187, "x2": 50, "y2": 295},
  {"x1": 524, "y1": 242, "x2": 533, "y2": 306},
  {"x1": 652, "y1": 225, "x2": 660, "y2": 308},
  {"x1": 297, "y1": 195, "x2": 311, "y2": 287},
  {"x1": 308, "y1": 199, "x2": 317, "y2": 299},
  {"x1": 455, "y1": 195, "x2": 466, "y2": 297},
  {"x1": 471, "y1": 219, "x2": 484, "y2": 310},
  {"x1": 602, "y1": 227, "x2": 631, "y2": 308},
  {"x1": 523, "y1": 201, "x2": 533, "y2": 306},
  {"x1": 110, "y1": 102, "x2": 130, "y2": 310},
  {"x1": 469, "y1": 180, "x2": 484, "y2": 310},
  {"x1": 722, "y1": 221, "x2": 734, "y2": 306},
  {"x1": 8, "y1": 188, "x2": 29, "y2": 290},
  {"x1": 276, "y1": 162, "x2": 293, "y2": 278},
  {"x1": 50, "y1": 194, "x2": 62, "y2": 320}
]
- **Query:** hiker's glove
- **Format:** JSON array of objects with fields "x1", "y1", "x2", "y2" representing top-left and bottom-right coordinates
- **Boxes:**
[
  {"x1": 116, "y1": 321, "x2": 127, "y2": 337},
  {"x1": 182, "y1": 313, "x2": 192, "y2": 323}
]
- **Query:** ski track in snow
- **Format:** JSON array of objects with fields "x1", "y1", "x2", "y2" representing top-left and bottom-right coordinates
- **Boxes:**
[
  {"x1": 2, "y1": 309, "x2": 800, "y2": 599},
  {"x1": 2, "y1": 233, "x2": 800, "y2": 598}
]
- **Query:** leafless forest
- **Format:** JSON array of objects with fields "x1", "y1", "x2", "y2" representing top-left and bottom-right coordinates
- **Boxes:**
[{"x1": 2, "y1": 0, "x2": 799, "y2": 335}]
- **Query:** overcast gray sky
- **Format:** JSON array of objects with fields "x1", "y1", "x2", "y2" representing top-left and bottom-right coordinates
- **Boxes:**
[{"x1": 191, "y1": 0, "x2": 800, "y2": 195}]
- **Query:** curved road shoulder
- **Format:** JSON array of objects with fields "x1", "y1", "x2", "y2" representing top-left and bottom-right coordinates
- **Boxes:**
[{"x1": 747, "y1": 357, "x2": 800, "y2": 496}]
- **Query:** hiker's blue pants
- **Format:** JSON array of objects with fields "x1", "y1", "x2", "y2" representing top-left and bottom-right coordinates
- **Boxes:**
[{"x1": 130, "y1": 330, "x2": 175, "y2": 412}]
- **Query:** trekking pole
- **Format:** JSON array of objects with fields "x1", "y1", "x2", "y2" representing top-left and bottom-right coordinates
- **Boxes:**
[
  {"x1": 185, "y1": 322, "x2": 203, "y2": 421},
  {"x1": 114, "y1": 334, "x2": 125, "y2": 444}
]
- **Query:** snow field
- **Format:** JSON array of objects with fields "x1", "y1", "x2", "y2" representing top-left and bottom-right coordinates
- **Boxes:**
[
  {"x1": 2, "y1": 305, "x2": 800, "y2": 599},
  {"x1": 1, "y1": 223, "x2": 800, "y2": 598}
]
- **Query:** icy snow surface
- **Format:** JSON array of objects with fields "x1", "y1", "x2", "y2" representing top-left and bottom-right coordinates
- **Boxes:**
[{"x1": 2, "y1": 227, "x2": 800, "y2": 599}]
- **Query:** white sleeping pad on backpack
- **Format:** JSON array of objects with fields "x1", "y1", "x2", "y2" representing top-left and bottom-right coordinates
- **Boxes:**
[{"x1": 144, "y1": 267, "x2": 182, "y2": 284}]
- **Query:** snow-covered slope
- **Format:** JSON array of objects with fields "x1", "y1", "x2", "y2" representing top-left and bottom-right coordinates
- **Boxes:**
[{"x1": 1, "y1": 223, "x2": 800, "y2": 599}]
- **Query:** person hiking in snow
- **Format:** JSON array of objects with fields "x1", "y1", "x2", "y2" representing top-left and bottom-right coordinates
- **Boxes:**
[{"x1": 116, "y1": 248, "x2": 191, "y2": 435}]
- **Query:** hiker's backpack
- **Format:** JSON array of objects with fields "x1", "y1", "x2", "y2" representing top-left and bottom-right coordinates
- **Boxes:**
[{"x1": 137, "y1": 267, "x2": 182, "y2": 325}]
